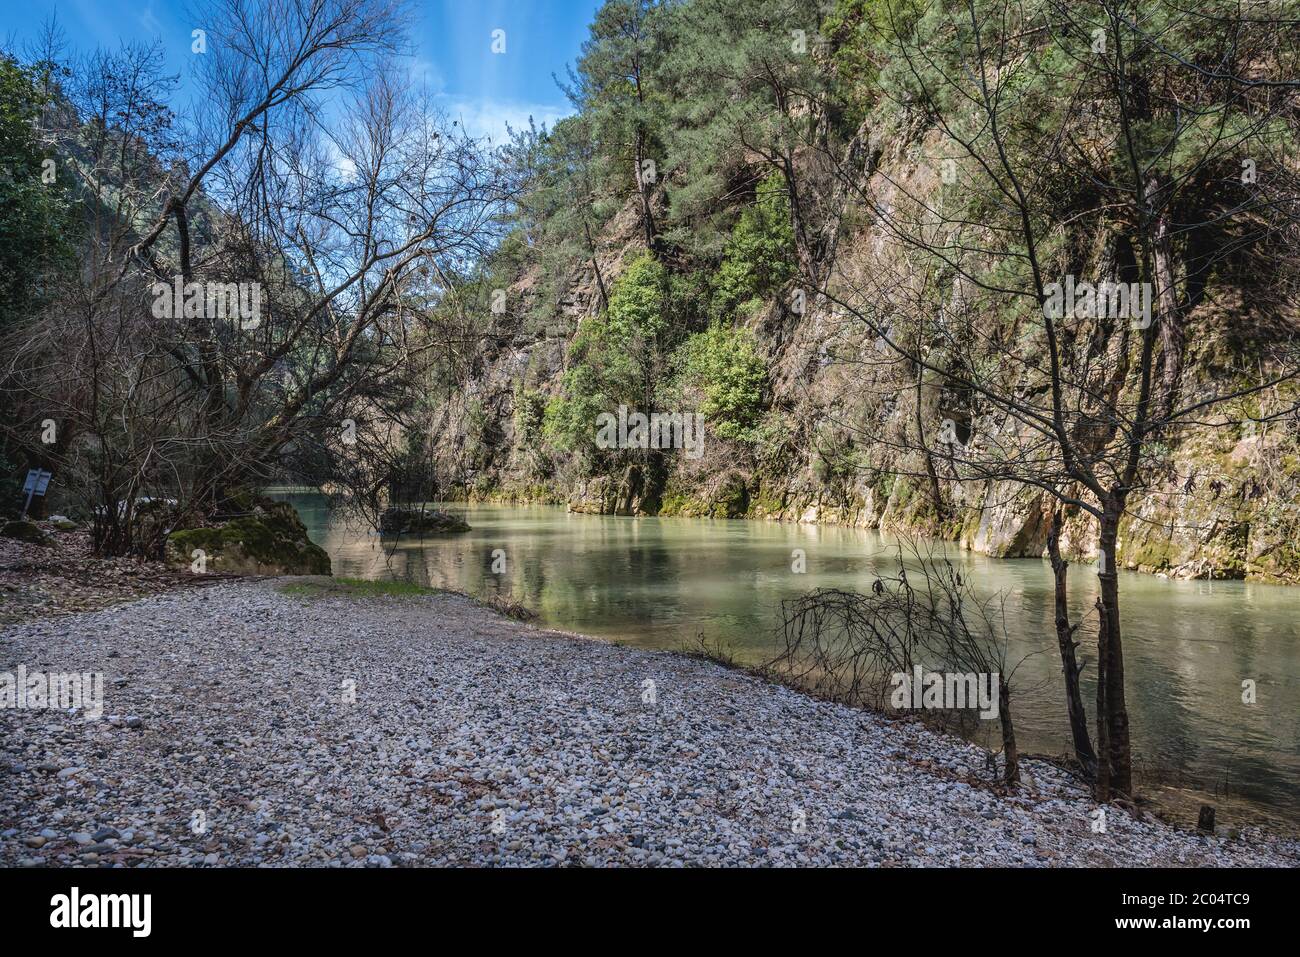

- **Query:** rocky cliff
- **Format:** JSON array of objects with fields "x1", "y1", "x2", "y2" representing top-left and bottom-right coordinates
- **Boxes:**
[{"x1": 429, "y1": 116, "x2": 1299, "y2": 588}]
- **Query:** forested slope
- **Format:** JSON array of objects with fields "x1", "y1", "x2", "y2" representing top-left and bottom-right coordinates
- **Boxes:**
[{"x1": 425, "y1": 0, "x2": 1300, "y2": 584}]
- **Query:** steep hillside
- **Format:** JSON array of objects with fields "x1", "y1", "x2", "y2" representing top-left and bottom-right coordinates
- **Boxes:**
[{"x1": 423, "y1": 0, "x2": 1300, "y2": 585}]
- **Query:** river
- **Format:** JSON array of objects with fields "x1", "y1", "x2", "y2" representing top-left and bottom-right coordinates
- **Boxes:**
[{"x1": 273, "y1": 493, "x2": 1300, "y2": 831}]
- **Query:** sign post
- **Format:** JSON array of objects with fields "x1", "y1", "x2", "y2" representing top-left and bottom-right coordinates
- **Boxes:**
[{"x1": 20, "y1": 469, "x2": 52, "y2": 519}]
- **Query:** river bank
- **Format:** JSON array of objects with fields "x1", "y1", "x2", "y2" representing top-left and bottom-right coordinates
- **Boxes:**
[
  {"x1": 2, "y1": 579, "x2": 1296, "y2": 867},
  {"x1": 0, "y1": 521, "x2": 207, "y2": 628},
  {"x1": 282, "y1": 498, "x2": 1300, "y2": 828}
]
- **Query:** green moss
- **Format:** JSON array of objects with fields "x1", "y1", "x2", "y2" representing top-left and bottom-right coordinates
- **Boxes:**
[
  {"x1": 657, "y1": 491, "x2": 692, "y2": 515},
  {"x1": 1, "y1": 520, "x2": 49, "y2": 545},
  {"x1": 657, "y1": 491, "x2": 714, "y2": 517},
  {"x1": 1122, "y1": 536, "x2": 1177, "y2": 573},
  {"x1": 167, "y1": 499, "x2": 331, "y2": 575}
]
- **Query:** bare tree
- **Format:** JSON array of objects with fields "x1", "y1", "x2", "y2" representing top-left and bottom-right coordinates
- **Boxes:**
[
  {"x1": 0, "y1": 0, "x2": 509, "y2": 554},
  {"x1": 774, "y1": 540, "x2": 1029, "y2": 785}
]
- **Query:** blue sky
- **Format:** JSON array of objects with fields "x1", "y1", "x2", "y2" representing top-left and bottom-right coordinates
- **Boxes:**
[{"x1": 0, "y1": 0, "x2": 602, "y2": 140}]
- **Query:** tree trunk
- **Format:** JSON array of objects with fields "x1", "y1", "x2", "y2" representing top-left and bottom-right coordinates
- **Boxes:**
[
  {"x1": 780, "y1": 152, "x2": 820, "y2": 291},
  {"x1": 1046, "y1": 509, "x2": 1098, "y2": 779},
  {"x1": 1151, "y1": 205, "x2": 1184, "y2": 419},
  {"x1": 1097, "y1": 503, "x2": 1132, "y2": 797},
  {"x1": 634, "y1": 128, "x2": 657, "y2": 253},
  {"x1": 915, "y1": 362, "x2": 945, "y2": 523},
  {"x1": 998, "y1": 680, "x2": 1019, "y2": 786},
  {"x1": 584, "y1": 219, "x2": 609, "y2": 311},
  {"x1": 1093, "y1": 591, "x2": 1111, "y2": 803}
]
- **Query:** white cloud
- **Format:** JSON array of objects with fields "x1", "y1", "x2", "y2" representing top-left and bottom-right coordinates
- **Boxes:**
[
  {"x1": 323, "y1": 138, "x2": 358, "y2": 180},
  {"x1": 436, "y1": 96, "x2": 571, "y2": 144}
]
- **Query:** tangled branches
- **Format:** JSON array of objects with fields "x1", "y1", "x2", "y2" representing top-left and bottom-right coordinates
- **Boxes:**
[{"x1": 771, "y1": 541, "x2": 1026, "y2": 784}]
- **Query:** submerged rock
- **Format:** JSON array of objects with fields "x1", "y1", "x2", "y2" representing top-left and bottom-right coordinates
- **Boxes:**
[
  {"x1": 379, "y1": 507, "x2": 470, "y2": 535},
  {"x1": 165, "y1": 499, "x2": 331, "y2": 576}
]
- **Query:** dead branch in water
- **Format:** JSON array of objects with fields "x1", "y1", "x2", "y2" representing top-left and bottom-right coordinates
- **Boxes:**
[{"x1": 770, "y1": 538, "x2": 1031, "y2": 785}]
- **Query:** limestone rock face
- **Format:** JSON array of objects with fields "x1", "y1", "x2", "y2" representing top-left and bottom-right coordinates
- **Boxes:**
[
  {"x1": 963, "y1": 485, "x2": 1050, "y2": 559},
  {"x1": 414, "y1": 140, "x2": 1300, "y2": 586},
  {"x1": 166, "y1": 500, "x2": 331, "y2": 576},
  {"x1": 568, "y1": 471, "x2": 636, "y2": 515}
]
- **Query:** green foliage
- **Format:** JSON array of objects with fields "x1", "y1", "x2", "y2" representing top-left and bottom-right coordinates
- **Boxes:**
[
  {"x1": 712, "y1": 172, "x2": 795, "y2": 319},
  {"x1": 824, "y1": 0, "x2": 922, "y2": 121},
  {"x1": 542, "y1": 365, "x2": 608, "y2": 458},
  {"x1": 656, "y1": 0, "x2": 833, "y2": 232},
  {"x1": 514, "y1": 388, "x2": 548, "y2": 446},
  {"x1": 500, "y1": 113, "x2": 621, "y2": 332},
  {"x1": 606, "y1": 251, "x2": 669, "y2": 341},
  {"x1": 565, "y1": 0, "x2": 670, "y2": 246},
  {"x1": 463, "y1": 398, "x2": 491, "y2": 465},
  {"x1": 0, "y1": 56, "x2": 74, "y2": 331},
  {"x1": 542, "y1": 250, "x2": 680, "y2": 462},
  {"x1": 673, "y1": 323, "x2": 767, "y2": 443}
]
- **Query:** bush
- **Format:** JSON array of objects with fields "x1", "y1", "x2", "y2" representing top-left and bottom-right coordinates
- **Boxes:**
[
  {"x1": 673, "y1": 323, "x2": 767, "y2": 443},
  {"x1": 514, "y1": 388, "x2": 548, "y2": 446},
  {"x1": 542, "y1": 252, "x2": 671, "y2": 460},
  {"x1": 606, "y1": 251, "x2": 669, "y2": 341},
  {"x1": 712, "y1": 171, "x2": 795, "y2": 319}
]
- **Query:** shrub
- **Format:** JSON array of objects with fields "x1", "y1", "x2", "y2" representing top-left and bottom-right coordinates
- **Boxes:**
[
  {"x1": 673, "y1": 323, "x2": 767, "y2": 443},
  {"x1": 712, "y1": 171, "x2": 795, "y2": 319}
]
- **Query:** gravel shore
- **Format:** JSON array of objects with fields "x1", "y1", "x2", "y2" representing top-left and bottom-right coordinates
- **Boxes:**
[{"x1": 2, "y1": 580, "x2": 1296, "y2": 867}]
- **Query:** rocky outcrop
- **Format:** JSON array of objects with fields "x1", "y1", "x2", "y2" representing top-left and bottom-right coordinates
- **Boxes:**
[
  {"x1": 165, "y1": 499, "x2": 330, "y2": 576},
  {"x1": 425, "y1": 145, "x2": 1300, "y2": 586},
  {"x1": 378, "y1": 507, "x2": 470, "y2": 535}
]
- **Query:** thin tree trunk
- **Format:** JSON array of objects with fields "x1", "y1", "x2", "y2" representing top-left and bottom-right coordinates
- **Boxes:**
[
  {"x1": 781, "y1": 152, "x2": 819, "y2": 291},
  {"x1": 1097, "y1": 503, "x2": 1132, "y2": 797},
  {"x1": 584, "y1": 219, "x2": 609, "y2": 311},
  {"x1": 1093, "y1": 591, "x2": 1111, "y2": 802},
  {"x1": 634, "y1": 128, "x2": 657, "y2": 253},
  {"x1": 914, "y1": 354, "x2": 944, "y2": 522},
  {"x1": 1152, "y1": 206, "x2": 1184, "y2": 419},
  {"x1": 998, "y1": 680, "x2": 1019, "y2": 786},
  {"x1": 1047, "y1": 509, "x2": 1098, "y2": 779}
]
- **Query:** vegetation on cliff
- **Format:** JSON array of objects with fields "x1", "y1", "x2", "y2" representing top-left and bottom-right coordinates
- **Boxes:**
[{"x1": 428, "y1": 1, "x2": 1300, "y2": 596}]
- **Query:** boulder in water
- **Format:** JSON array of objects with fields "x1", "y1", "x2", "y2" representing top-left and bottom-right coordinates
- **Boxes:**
[{"x1": 379, "y1": 507, "x2": 470, "y2": 535}]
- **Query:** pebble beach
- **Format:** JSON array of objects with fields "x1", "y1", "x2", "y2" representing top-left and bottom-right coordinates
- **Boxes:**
[{"x1": 2, "y1": 581, "x2": 1297, "y2": 867}]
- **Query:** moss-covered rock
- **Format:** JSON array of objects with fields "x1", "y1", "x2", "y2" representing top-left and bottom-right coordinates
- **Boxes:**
[
  {"x1": 165, "y1": 499, "x2": 331, "y2": 576},
  {"x1": 1, "y1": 520, "x2": 50, "y2": 545},
  {"x1": 379, "y1": 507, "x2": 470, "y2": 535}
]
